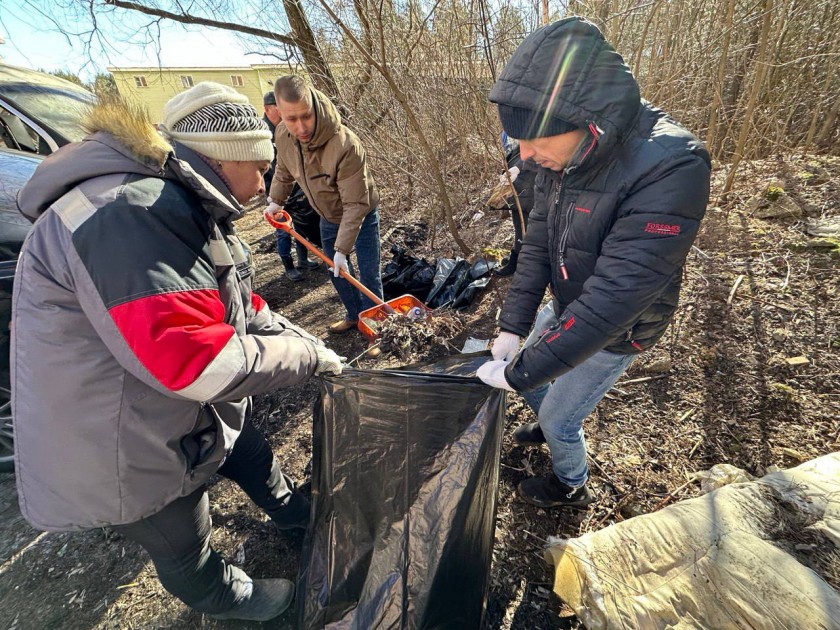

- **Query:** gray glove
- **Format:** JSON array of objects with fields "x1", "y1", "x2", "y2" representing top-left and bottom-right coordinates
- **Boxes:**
[{"x1": 314, "y1": 345, "x2": 344, "y2": 375}]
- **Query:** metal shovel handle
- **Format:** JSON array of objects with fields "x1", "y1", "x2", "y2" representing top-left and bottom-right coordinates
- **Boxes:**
[{"x1": 264, "y1": 209, "x2": 387, "y2": 308}]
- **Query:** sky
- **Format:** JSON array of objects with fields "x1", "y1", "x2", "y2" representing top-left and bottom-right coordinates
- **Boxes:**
[{"x1": 0, "y1": 0, "x2": 286, "y2": 81}]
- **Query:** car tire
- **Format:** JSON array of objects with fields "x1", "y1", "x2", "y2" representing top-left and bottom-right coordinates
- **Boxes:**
[{"x1": 0, "y1": 386, "x2": 13, "y2": 473}]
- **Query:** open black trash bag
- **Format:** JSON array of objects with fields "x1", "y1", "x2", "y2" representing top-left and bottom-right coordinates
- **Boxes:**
[{"x1": 298, "y1": 353, "x2": 505, "y2": 629}]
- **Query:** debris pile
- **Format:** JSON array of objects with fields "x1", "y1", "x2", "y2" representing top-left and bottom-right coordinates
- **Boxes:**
[{"x1": 377, "y1": 311, "x2": 466, "y2": 362}]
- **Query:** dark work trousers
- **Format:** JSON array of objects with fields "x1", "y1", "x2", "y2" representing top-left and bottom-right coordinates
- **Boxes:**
[{"x1": 113, "y1": 421, "x2": 308, "y2": 615}]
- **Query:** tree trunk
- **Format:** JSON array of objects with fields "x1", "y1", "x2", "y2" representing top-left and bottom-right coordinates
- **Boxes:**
[
  {"x1": 721, "y1": 0, "x2": 775, "y2": 197},
  {"x1": 716, "y1": 3, "x2": 765, "y2": 160},
  {"x1": 815, "y1": 95, "x2": 840, "y2": 148},
  {"x1": 632, "y1": 1, "x2": 660, "y2": 80},
  {"x1": 282, "y1": 0, "x2": 342, "y2": 101},
  {"x1": 315, "y1": 0, "x2": 471, "y2": 255}
]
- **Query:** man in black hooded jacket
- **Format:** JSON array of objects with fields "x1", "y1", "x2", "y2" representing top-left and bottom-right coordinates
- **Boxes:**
[{"x1": 477, "y1": 17, "x2": 710, "y2": 508}]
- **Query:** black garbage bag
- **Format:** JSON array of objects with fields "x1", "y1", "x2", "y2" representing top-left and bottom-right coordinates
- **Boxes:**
[
  {"x1": 298, "y1": 353, "x2": 504, "y2": 629},
  {"x1": 426, "y1": 258, "x2": 497, "y2": 310},
  {"x1": 381, "y1": 245, "x2": 436, "y2": 302},
  {"x1": 426, "y1": 259, "x2": 471, "y2": 309}
]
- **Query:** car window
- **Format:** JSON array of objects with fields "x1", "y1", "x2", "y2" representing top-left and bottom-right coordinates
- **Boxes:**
[
  {"x1": 0, "y1": 86, "x2": 92, "y2": 145},
  {"x1": 0, "y1": 66, "x2": 96, "y2": 151},
  {"x1": 0, "y1": 107, "x2": 42, "y2": 153}
]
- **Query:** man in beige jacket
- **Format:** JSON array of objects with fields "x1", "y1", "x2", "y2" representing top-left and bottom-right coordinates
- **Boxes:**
[{"x1": 267, "y1": 76, "x2": 382, "y2": 353}]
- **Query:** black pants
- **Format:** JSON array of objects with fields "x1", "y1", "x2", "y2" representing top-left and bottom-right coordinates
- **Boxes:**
[{"x1": 114, "y1": 421, "x2": 308, "y2": 615}]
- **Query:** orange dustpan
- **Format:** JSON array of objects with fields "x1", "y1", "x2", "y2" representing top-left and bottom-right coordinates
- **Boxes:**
[{"x1": 264, "y1": 209, "x2": 429, "y2": 339}]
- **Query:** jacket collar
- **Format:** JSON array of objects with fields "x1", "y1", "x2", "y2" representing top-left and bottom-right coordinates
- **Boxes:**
[
  {"x1": 304, "y1": 88, "x2": 341, "y2": 150},
  {"x1": 168, "y1": 143, "x2": 243, "y2": 221}
]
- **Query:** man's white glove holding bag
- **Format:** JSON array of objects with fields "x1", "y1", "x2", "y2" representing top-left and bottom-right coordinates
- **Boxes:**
[{"x1": 477, "y1": 331, "x2": 522, "y2": 391}]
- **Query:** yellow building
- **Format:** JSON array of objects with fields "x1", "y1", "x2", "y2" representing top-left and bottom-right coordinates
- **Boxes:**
[{"x1": 107, "y1": 64, "x2": 303, "y2": 123}]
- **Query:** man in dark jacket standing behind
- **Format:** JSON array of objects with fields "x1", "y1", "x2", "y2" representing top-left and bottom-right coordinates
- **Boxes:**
[{"x1": 477, "y1": 18, "x2": 710, "y2": 508}]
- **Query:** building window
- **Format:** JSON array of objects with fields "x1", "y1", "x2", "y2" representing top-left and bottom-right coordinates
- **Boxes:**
[
  {"x1": 133, "y1": 75, "x2": 148, "y2": 88},
  {"x1": 180, "y1": 75, "x2": 194, "y2": 88},
  {"x1": 230, "y1": 75, "x2": 244, "y2": 87}
]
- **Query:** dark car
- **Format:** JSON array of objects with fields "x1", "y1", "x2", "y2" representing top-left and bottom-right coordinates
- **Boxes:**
[{"x1": 0, "y1": 64, "x2": 96, "y2": 472}]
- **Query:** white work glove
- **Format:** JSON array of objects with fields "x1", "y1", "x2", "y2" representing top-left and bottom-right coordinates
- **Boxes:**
[
  {"x1": 477, "y1": 360, "x2": 515, "y2": 392},
  {"x1": 499, "y1": 165, "x2": 520, "y2": 185},
  {"x1": 491, "y1": 331, "x2": 522, "y2": 362},
  {"x1": 332, "y1": 251, "x2": 349, "y2": 278},
  {"x1": 314, "y1": 345, "x2": 344, "y2": 375},
  {"x1": 264, "y1": 201, "x2": 282, "y2": 221}
]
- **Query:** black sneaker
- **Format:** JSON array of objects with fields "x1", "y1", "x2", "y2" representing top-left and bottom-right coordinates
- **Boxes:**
[
  {"x1": 302, "y1": 259, "x2": 322, "y2": 271},
  {"x1": 513, "y1": 422, "x2": 546, "y2": 447},
  {"x1": 517, "y1": 475, "x2": 594, "y2": 509}
]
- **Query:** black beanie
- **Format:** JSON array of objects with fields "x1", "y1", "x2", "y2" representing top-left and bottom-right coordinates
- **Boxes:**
[
  {"x1": 497, "y1": 103, "x2": 579, "y2": 140},
  {"x1": 263, "y1": 91, "x2": 277, "y2": 106}
]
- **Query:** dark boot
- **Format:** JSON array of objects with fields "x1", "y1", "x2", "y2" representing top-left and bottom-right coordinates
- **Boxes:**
[
  {"x1": 272, "y1": 491, "x2": 311, "y2": 530},
  {"x1": 302, "y1": 257, "x2": 322, "y2": 271},
  {"x1": 295, "y1": 244, "x2": 322, "y2": 270},
  {"x1": 494, "y1": 249, "x2": 519, "y2": 277},
  {"x1": 209, "y1": 578, "x2": 295, "y2": 622},
  {"x1": 518, "y1": 475, "x2": 594, "y2": 509},
  {"x1": 513, "y1": 422, "x2": 546, "y2": 447},
  {"x1": 281, "y1": 256, "x2": 303, "y2": 282}
]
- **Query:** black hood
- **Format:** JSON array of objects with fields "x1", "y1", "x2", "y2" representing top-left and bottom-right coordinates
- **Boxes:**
[{"x1": 489, "y1": 17, "x2": 641, "y2": 157}]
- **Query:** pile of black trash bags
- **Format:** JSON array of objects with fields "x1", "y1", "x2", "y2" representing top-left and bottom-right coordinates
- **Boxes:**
[{"x1": 381, "y1": 245, "x2": 497, "y2": 310}]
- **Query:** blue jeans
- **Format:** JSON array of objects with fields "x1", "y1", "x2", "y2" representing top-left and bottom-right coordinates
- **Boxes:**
[
  {"x1": 520, "y1": 303, "x2": 635, "y2": 487},
  {"x1": 320, "y1": 208, "x2": 383, "y2": 321},
  {"x1": 276, "y1": 229, "x2": 292, "y2": 259},
  {"x1": 275, "y1": 229, "x2": 308, "y2": 264}
]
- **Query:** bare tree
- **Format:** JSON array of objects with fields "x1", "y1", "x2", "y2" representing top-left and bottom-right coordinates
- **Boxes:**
[
  {"x1": 103, "y1": 0, "x2": 341, "y2": 98},
  {"x1": 18, "y1": 0, "x2": 840, "y2": 237}
]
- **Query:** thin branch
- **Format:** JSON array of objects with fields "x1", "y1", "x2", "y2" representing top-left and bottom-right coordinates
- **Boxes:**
[{"x1": 104, "y1": 0, "x2": 296, "y2": 46}]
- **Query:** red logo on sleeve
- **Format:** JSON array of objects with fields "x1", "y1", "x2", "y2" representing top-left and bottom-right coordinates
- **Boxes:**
[{"x1": 644, "y1": 222, "x2": 681, "y2": 236}]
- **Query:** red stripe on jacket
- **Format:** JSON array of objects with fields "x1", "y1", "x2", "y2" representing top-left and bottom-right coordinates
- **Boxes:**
[
  {"x1": 109, "y1": 289, "x2": 235, "y2": 390},
  {"x1": 251, "y1": 292, "x2": 267, "y2": 312}
]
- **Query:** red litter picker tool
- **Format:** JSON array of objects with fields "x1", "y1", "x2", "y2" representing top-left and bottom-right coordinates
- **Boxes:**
[{"x1": 264, "y1": 209, "x2": 428, "y2": 339}]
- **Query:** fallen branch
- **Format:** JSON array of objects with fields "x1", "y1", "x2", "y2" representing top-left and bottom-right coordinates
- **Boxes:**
[
  {"x1": 614, "y1": 374, "x2": 669, "y2": 387},
  {"x1": 652, "y1": 478, "x2": 696, "y2": 511},
  {"x1": 733, "y1": 293, "x2": 797, "y2": 312},
  {"x1": 726, "y1": 274, "x2": 745, "y2": 305}
]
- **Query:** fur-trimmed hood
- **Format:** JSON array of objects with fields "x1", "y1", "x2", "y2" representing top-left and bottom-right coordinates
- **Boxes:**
[{"x1": 17, "y1": 98, "x2": 174, "y2": 223}]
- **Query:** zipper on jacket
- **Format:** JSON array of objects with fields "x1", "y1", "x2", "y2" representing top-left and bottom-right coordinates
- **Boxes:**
[
  {"x1": 626, "y1": 330, "x2": 644, "y2": 351},
  {"x1": 557, "y1": 201, "x2": 575, "y2": 280},
  {"x1": 552, "y1": 173, "x2": 573, "y2": 282},
  {"x1": 297, "y1": 143, "x2": 323, "y2": 216},
  {"x1": 551, "y1": 123, "x2": 601, "y2": 283}
]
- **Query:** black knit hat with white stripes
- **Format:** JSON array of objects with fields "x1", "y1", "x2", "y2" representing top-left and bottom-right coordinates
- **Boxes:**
[{"x1": 162, "y1": 82, "x2": 274, "y2": 162}]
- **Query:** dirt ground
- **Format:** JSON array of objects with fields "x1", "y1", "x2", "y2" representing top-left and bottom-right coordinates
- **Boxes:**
[{"x1": 0, "y1": 154, "x2": 838, "y2": 629}]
